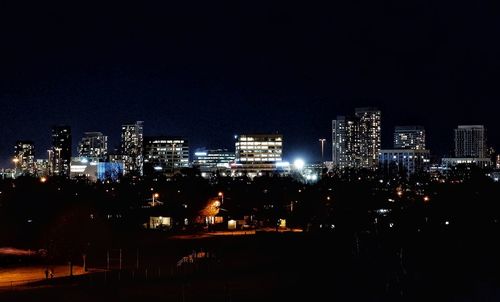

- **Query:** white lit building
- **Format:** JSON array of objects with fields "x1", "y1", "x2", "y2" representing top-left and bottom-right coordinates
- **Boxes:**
[
  {"x1": 233, "y1": 134, "x2": 286, "y2": 177},
  {"x1": 70, "y1": 157, "x2": 98, "y2": 181},
  {"x1": 332, "y1": 107, "x2": 381, "y2": 170}
]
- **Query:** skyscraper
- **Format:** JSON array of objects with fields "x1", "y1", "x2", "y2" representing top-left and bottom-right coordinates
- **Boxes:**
[
  {"x1": 14, "y1": 140, "x2": 35, "y2": 176},
  {"x1": 121, "y1": 121, "x2": 144, "y2": 176},
  {"x1": 143, "y1": 136, "x2": 189, "y2": 176},
  {"x1": 78, "y1": 132, "x2": 108, "y2": 160},
  {"x1": 355, "y1": 107, "x2": 381, "y2": 169},
  {"x1": 50, "y1": 125, "x2": 72, "y2": 177},
  {"x1": 332, "y1": 116, "x2": 359, "y2": 169},
  {"x1": 332, "y1": 107, "x2": 381, "y2": 170},
  {"x1": 394, "y1": 126, "x2": 426, "y2": 150},
  {"x1": 454, "y1": 125, "x2": 486, "y2": 158}
]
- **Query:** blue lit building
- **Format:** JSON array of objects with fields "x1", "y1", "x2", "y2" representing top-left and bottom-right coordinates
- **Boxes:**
[{"x1": 97, "y1": 162, "x2": 124, "y2": 182}]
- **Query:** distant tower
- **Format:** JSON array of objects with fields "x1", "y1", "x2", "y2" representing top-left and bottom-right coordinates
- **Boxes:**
[
  {"x1": 332, "y1": 107, "x2": 381, "y2": 170},
  {"x1": 121, "y1": 121, "x2": 144, "y2": 176},
  {"x1": 14, "y1": 140, "x2": 36, "y2": 176},
  {"x1": 394, "y1": 126, "x2": 426, "y2": 150},
  {"x1": 355, "y1": 107, "x2": 381, "y2": 169},
  {"x1": 332, "y1": 116, "x2": 359, "y2": 169},
  {"x1": 454, "y1": 125, "x2": 486, "y2": 158},
  {"x1": 51, "y1": 125, "x2": 72, "y2": 177},
  {"x1": 78, "y1": 132, "x2": 108, "y2": 161}
]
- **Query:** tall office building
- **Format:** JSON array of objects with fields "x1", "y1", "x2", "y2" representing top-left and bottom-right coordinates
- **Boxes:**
[
  {"x1": 332, "y1": 116, "x2": 359, "y2": 169},
  {"x1": 394, "y1": 126, "x2": 426, "y2": 150},
  {"x1": 143, "y1": 136, "x2": 189, "y2": 176},
  {"x1": 78, "y1": 132, "x2": 108, "y2": 160},
  {"x1": 355, "y1": 107, "x2": 381, "y2": 169},
  {"x1": 332, "y1": 107, "x2": 381, "y2": 170},
  {"x1": 234, "y1": 134, "x2": 284, "y2": 177},
  {"x1": 14, "y1": 140, "x2": 36, "y2": 176},
  {"x1": 121, "y1": 121, "x2": 144, "y2": 176},
  {"x1": 50, "y1": 125, "x2": 72, "y2": 177},
  {"x1": 454, "y1": 125, "x2": 486, "y2": 158}
]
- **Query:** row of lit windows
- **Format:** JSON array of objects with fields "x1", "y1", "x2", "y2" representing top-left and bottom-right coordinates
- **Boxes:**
[
  {"x1": 238, "y1": 137, "x2": 282, "y2": 142},
  {"x1": 236, "y1": 142, "x2": 282, "y2": 146},
  {"x1": 239, "y1": 157, "x2": 281, "y2": 162}
]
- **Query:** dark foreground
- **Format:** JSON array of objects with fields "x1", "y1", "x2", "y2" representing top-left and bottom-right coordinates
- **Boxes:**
[{"x1": 2, "y1": 227, "x2": 500, "y2": 301}]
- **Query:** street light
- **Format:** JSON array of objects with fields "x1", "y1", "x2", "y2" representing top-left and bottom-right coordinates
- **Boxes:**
[
  {"x1": 319, "y1": 138, "x2": 326, "y2": 162},
  {"x1": 152, "y1": 193, "x2": 159, "y2": 207},
  {"x1": 218, "y1": 192, "x2": 224, "y2": 205},
  {"x1": 12, "y1": 158, "x2": 19, "y2": 177},
  {"x1": 293, "y1": 159, "x2": 305, "y2": 170},
  {"x1": 171, "y1": 143, "x2": 177, "y2": 173}
]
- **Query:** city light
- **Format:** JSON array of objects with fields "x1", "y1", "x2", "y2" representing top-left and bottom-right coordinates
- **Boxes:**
[{"x1": 293, "y1": 158, "x2": 305, "y2": 170}]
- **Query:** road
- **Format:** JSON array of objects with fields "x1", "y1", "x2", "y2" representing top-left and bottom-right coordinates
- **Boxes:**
[{"x1": 0, "y1": 265, "x2": 87, "y2": 287}]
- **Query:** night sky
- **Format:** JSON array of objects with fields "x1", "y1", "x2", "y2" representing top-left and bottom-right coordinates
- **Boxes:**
[{"x1": 1, "y1": 1, "x2": 499, "y2": 167}]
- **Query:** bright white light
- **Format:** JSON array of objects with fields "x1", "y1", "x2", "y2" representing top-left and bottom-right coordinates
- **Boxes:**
[{"x1": 293, "y1": 159, "x2": 305, "y2": 170}]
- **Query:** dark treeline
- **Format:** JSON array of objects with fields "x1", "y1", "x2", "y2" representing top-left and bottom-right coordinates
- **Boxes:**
[{"x1": 1, "y1": 166, "x2": 500, "y2": 264}]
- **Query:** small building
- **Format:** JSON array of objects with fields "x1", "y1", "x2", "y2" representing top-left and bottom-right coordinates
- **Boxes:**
[
  {"x1": 441, "y1": 157, "x2": 492, "y2": 168},
  {"x1": 379, "y1": 149, "x2": 430, "y2": 178}
]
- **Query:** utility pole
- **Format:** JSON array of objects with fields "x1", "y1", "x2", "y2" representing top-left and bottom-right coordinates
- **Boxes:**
[{"x1": 319, "y1": 138, "x2": 326, "y2": 162}]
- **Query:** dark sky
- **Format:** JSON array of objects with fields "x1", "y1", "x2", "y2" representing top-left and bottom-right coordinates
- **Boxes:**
[{"x1": 1, "y1": 1, "x2": 499, "y2": 167}]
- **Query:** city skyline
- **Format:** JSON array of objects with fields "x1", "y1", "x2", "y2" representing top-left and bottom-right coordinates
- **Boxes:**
[{"x1": 1, "y1": 2, "x2": 500, "y2": 166}]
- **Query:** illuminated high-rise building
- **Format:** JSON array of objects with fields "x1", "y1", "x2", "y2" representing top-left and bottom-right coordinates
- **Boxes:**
[
  {"x1": 121, "y1": 121, "x2": 144, "y2": 176},
  {"x1": 50, "y1": 125, "x2": 72, "y2": 177},
  {"x1": 14, "y1": 140, "x2": 35, "y2": 176},
  {"x1": 355, "y1": 107, "x2": 381, "y2": 169},
  {"x1": 454, "y1": 125, "x2": 486, "y2": 158},
  {"x1": 332, "y1": 116, "x2": 359, "y2": 169},
  {"x1": 234, "y1": 134, "x2": 284, "y2": 177},
  {"x1": 143, "y1": 136, "x2": 189, "y2": 176},
  {"x1": 78, "y1": 132, "x2": 108, "y2": 161},
  {"x1": 332, "y1": 107, "x2": 381, "y2": 170},
  {"x1": 394, "y1": 126, "x2": 426, "y2": 150}
]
